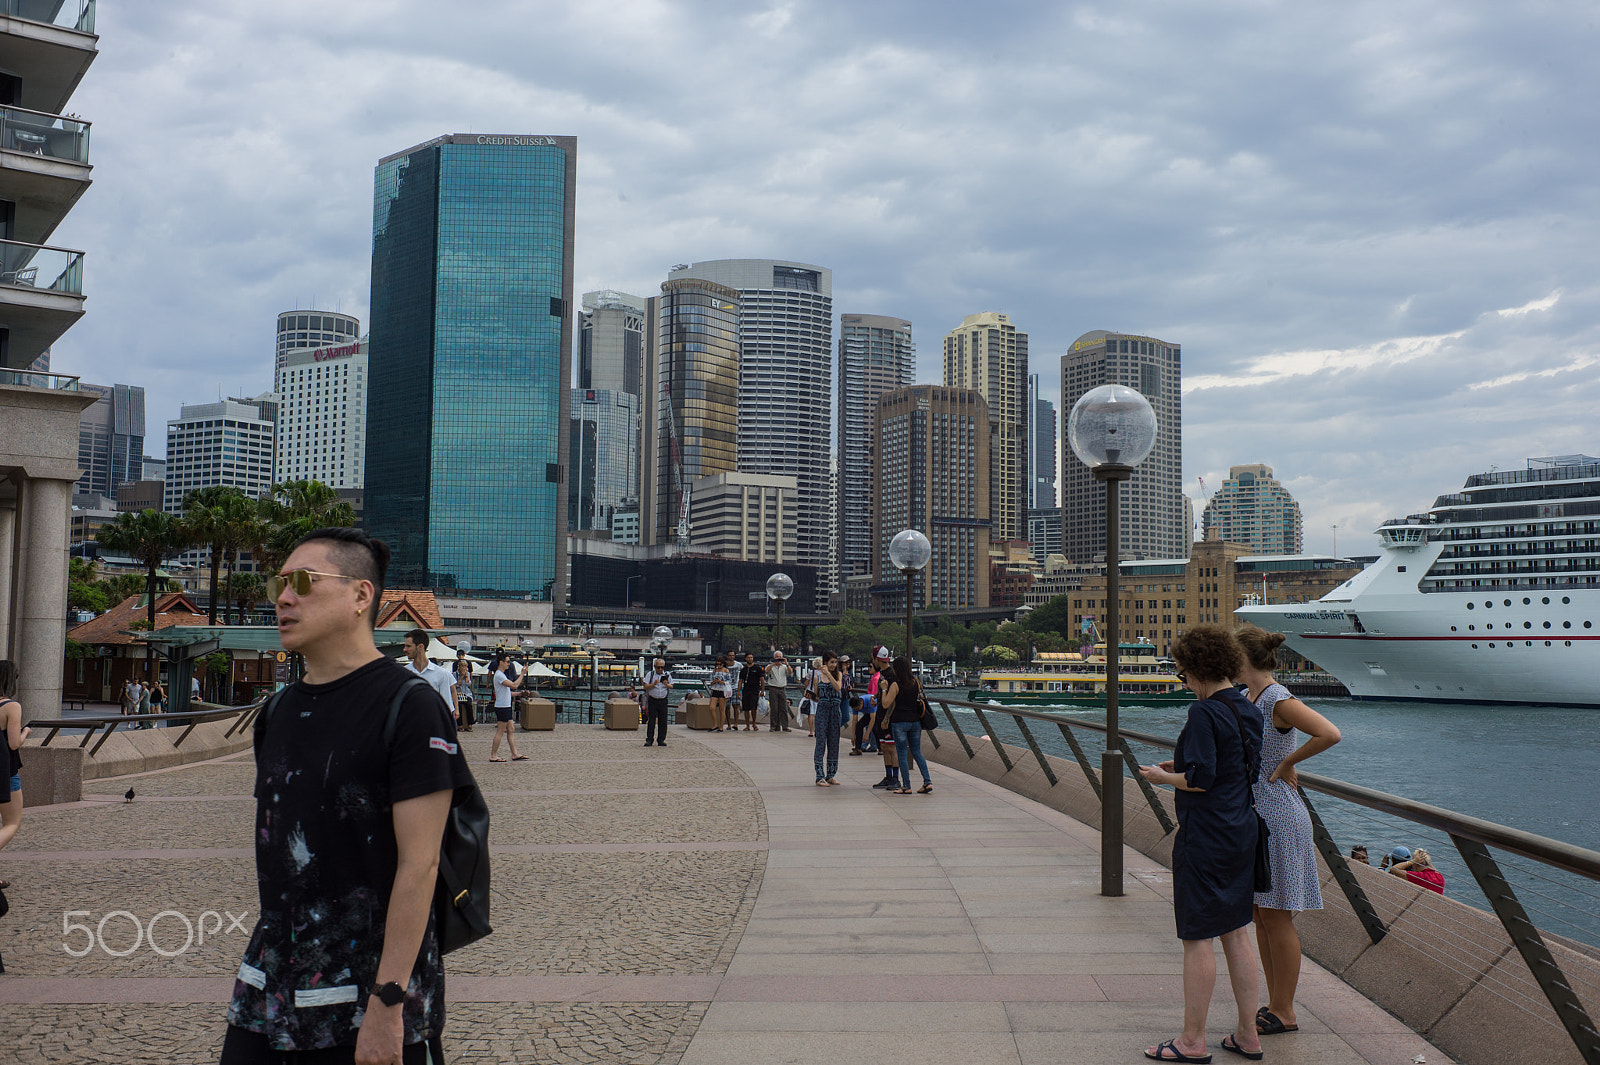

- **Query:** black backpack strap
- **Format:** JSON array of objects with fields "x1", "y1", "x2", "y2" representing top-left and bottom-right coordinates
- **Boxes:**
[
  {"x1": 252, "y1": 689, "x2": 288, "y2": 764},
  {"x1": 381, "y1": 676, "x2": 431, "y2": 748}
]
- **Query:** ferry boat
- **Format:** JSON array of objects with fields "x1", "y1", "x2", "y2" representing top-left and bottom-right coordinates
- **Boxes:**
[
  {"x1": 969, "y1": 641, "x2": 1193, "y2": 706},
  {"x1": 1237, "y1": 455, "x2": 1600, "y2": 707}
]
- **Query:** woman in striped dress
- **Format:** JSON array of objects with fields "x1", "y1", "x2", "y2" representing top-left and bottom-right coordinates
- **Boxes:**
[{"x1": 1235, "y1": 625, "x2": 1343, "y2": 1039}]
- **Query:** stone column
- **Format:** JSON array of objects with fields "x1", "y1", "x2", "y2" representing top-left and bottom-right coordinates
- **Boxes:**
[
  {"x1": 0, "y1": 496, "x2": 16, "y2": 654},
  {"x1": 16, "y1": 476, "x2": 73, "y2": 719}
]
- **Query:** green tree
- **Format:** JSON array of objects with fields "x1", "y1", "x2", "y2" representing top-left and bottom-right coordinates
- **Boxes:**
[
  {"x1": 1020, "y1": 594, "x2": 1077, "y2": 640},
  {"x1": 68, "y1": 557, "x2": 109, "y2": 615},
  {"x1": 254, "y1": 480, "x2": 357, "y2": 575},
  {"x1": 182, "y1": 485, "x2": 250, "y2": 624},
  {"x1": 227, "y1": 571, "x2": 266, "y2": 625},
  {"x1": 95, "y1": 510, "x2": 193, "y2": 656}
]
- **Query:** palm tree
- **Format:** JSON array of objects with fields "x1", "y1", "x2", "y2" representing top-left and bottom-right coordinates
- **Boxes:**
[
  {"x1": 95, "y1": 509, "x2": 193, "y2": 665},
  {"x1": 182, "y1": 485, "x2": 249, "y2": 624},
  {"x1": 254, "y1": 479, "x2": 358, "y2": 575},
  {"x1": 227, "y1": 571, "x2": 267, "y2": 625},
  {"x1": 213, "y1": 491, "x2": 260, "y2": 624}
]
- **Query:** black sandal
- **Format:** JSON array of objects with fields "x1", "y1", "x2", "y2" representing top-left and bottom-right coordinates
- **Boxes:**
[{"x1": 1255, "y1": 1008, "x2": 1298, "y2": 1035}]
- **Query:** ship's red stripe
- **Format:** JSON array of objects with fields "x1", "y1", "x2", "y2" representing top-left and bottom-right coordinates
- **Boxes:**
[{"x1": 1301, "y1": 634, "x2": 1600, "y2": 641}]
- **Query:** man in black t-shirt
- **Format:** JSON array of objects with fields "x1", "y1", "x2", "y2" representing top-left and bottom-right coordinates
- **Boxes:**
[{"x1": 223, "y1": 528, "x2": 474, "y2": 1065}]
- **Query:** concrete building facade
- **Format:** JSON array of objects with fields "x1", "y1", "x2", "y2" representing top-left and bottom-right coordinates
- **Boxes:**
[
  {"x1": 1060, "y1": 330, "x2": 1184, "y2": 563},
  {"x1": 838, "y1": 313, "x2": 914, "y2": 580},
  {"x1": 275, "y1": 309, "x2": 360, "y2": 377},
  {"x1": 872, "y1": 385, "x2": 991, "y2": 612},
  {"x1": 163, "y1": 395, "x2": 278, "y2": 513},
  {"x1": 569, "y1": 387, "x2": 639, "y2": 538},
  {"x1": 687, "y1": 470, "x2": 798, "y2": 564},
  {"x1": 274, "y1": 337, "x2": 367, "y2": 489},
  {"x1": 943, "y1": 312, "x2": 1028, "y2": 544},
  {"x1": 1202, "y1": 463, "x2": 1304, "y2": 555},
  {"x1": 666, "y1": 259, "x2": 833, "y2": 607}
]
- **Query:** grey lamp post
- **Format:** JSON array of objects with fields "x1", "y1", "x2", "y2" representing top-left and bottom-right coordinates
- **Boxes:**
[
  {"x1": 889, "y1": 529, "x2": 931, "y2": 662},
  {"x1": 766, "y1": 573, "x2": 794, "y2": 654},
  {"x1": 1067, "y1": 383, "x2": 1157, "y2": 897},
  {"x1": 584, "y1": 637, "x2": 601, "y2": 724}
]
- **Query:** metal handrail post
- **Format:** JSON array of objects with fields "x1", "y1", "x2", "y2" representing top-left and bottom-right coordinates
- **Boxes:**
[
  {"x1": 969, "y1": 706, "x2": 1014, "y2": 770},
  {"x1": 1116, "y1": 739, "x2": 1176, "y2": 836},
  {"x1": 1053, "y1": 720, "x2": 1102, "y2": 801},
  {"x1": 938, "y1": 701, "x2": 976, "y2": 759},
  {"x1": 1299, "y1": 786, "x2": 1387, "y2": 946},
  {"x1": 1452, "y1": 835, "x2": 1600, "y2": 1065},
  {"x1": 1010, "y1": 714, "x2": 1058, "y2": 786}
]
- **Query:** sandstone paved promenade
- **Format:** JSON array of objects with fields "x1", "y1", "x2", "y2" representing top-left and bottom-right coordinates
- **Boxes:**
[{"x1": 0, "y1": 724, "x2": 1452, "y2": 1064}]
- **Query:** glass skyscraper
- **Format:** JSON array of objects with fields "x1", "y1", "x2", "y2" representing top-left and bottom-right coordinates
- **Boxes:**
[{"x1": 365, "y1": 134, "x2": 576, "y2": 600}]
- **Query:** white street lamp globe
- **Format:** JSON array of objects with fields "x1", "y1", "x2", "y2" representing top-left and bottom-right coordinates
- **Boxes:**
[
  {"x1": 652, "y1": 625, "x2": 674, "y2": 643},
  {"x1": 455, "y1": 639, "x2": 472, "y2": 655},
  {"x1": 520, "y1": 638, "x2": 538, "y2": 652},
  {"x1": 583, "y1": 637, "x2": 600, "y2": 652},
  {"x1": 766, "y1": 573, "x2": 794, "y2": 601},
  {"x1": 889, "y1": 528, "x2": 932, "y2": 574},
  {"x1": 1067, "y1": 384, "x2": 1157, "y2": 469}
]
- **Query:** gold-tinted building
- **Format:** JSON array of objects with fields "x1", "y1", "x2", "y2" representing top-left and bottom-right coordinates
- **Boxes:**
[
  {"x1": 943, "y1": 312, "x2": 1028, "y2": 543},
  {"x1": 872, "y1": 386, "x2": 991, "y2": 611}
]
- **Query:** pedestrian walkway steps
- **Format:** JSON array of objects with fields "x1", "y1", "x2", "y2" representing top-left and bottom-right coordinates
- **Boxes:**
[{"x1": 0, "y1": 728, "x2": 1452, "y2": 1064}]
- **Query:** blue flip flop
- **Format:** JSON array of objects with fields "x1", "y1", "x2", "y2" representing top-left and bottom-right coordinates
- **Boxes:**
[
  {"x1": 1145, "y1": 1039, "x2": 1212, "y2": 1063},
  {"x1": 1221, "y1": 1034, "x2": 1264, "y2": 1060}
]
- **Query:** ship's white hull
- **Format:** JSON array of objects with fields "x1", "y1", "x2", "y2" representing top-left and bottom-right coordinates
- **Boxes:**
[{"x1": 1236, "y1": 540, "x2": 1600, "y2": 707}]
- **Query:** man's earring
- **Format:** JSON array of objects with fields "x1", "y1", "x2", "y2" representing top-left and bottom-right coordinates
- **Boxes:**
[{"x1": 356, "y1": 608, "x2": 364, "y2": 617}]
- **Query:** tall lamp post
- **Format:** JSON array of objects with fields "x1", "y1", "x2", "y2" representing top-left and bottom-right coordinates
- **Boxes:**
[
  {"x1": 766, "y1": 573, "x2": 793, "y2": 654},
  {"x1": 888, "y1": 529, "x2": 931, "y2": 662},
  {"x1": 584, "y1": 637, "x2": 601, "y2": 724},
  {"x1": 1067, "y1": 383, "x2": 1157, "y2": 898}
]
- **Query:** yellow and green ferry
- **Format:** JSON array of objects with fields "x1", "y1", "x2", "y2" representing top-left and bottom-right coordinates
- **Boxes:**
[{"x1": 968, "y1": 641, "x2": 1193, "y2": 706}]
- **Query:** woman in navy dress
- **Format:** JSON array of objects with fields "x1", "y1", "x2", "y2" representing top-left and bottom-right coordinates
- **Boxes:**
[{"x1": 1138, "y1": 625, "x2": 1265, "y2": 1063}]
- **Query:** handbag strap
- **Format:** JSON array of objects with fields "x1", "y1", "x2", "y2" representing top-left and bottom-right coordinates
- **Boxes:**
[{"x1": 1220, "y1": 692, "x2": 1263, "y2": 812}]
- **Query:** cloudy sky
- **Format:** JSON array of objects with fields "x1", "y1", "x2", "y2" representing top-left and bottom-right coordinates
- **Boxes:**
[{"x1": 51, "y1": 1, "x2": 1600, "y2": 556}]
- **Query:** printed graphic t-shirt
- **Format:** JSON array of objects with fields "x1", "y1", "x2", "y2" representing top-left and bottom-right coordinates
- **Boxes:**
[{"x1": 228, "y1": 656, "x2": 474, "y2": 1051}]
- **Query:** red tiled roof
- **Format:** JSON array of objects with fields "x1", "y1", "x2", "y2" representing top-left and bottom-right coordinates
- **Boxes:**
[
  {"x1": 67, "y1": 592, "x2": 203, "y2": 646},
  {"x1": 377, "y1": 589, "x2": 442, "y2": 629}
]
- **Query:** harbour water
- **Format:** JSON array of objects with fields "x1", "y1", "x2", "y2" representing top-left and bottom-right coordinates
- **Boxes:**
[{"x1": 930, "y1": 691, "x2": 1600, "y2": 949}]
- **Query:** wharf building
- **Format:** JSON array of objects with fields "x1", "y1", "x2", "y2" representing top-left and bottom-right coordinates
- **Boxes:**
[
  {"x1": 645, "y1": 276, "x2": 739, "y2": 547},
  {"x1": 568, "y1": 387, "x2": 639, "y2": 540},
  {"x1": 275, "y1": 309, "x2": 359, "y2": 377},
  {"x1": 0, "y1": 2, "x2": 98, "y2": 723},
  {"x1": 943, "y1": 312, "x2": 1029, "y2": 544},
  {"x1": 872, "y1": 385, "x2": 991, "y2": 612},
  {"x1": 74, "y1": 381, "x2": 143, "y2": 500},
  {"x1": 1059, "y1": 330, "x2": 1184, "y2": 563},
  {"x1": 665, "y1": 259, "x2": 834, "y2": 609},
  {"x1": 365, "y1": 133, "x2": 576, "y2": 601},
  {"x1": 274, "y1": 334, "x2": 367, "y2": 489},
  {"x1": 837, "y1": 313, "x2": 914, "y2": 580},
  {"x1": 1201, "y1": 463, "x2": 1303, "y2": 555},
  {"x1": 162, "y1": 394, "x2": 279, "y2": 514},
  {"x1": 1055, "y1": 540, "x2": 1362, "y2": 656}
]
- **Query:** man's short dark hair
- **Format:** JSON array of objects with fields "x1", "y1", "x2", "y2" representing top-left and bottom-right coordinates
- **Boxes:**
[
  {"x1": 294, "y1": 527, "x2": 389, "y2": 628},
  {"x1": 406, "y1": 628, "x2": 429, "y2": 647}
]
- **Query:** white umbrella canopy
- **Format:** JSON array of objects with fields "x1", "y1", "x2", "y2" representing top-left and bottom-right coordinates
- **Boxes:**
[
  {"x1": 427, "y1": 637, "x2": 487, "y2": 662},
  {"x1": 524, "y1": 661, "x2": 564, "y2": 678}
]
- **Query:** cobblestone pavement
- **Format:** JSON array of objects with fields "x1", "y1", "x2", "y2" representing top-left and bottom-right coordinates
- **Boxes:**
[{"x1": 0, "y1": 726, "x2": 765, "y2": 1064}]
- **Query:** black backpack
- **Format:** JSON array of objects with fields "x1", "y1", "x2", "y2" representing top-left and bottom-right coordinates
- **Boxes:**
[{"x1": 256, "y1": 677, "x2": 493, "y2": 955}]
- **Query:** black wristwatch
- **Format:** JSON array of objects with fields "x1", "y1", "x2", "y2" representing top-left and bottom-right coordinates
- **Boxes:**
[{"x1": 369, "y1": 981, "x2": 406, "y2": 1007}]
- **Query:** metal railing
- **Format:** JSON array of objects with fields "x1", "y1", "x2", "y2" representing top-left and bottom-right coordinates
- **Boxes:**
[
  {"x1": 0, "y1": 368, "x2": 78, "y2": 390},
  {"x1": 0, "y1": 237, "x2": 83, "y2": 293},
  {"x1": 928, "y1": 694, "x2": 1600, "y2": 1065},
  {"x1": 30, "y1": 702, "x2": 260, "y2": 756},
  {"x1": 3, "y1": 0, "x2": 95, "y2": 34},
  {"x1": 0, "y1": 103, "x2": 89, "y2": 163}
]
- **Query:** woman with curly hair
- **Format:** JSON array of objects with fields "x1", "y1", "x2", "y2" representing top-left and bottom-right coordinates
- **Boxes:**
[
  {"x1": 1236, "y1": 623, "x2": 1342, "y2": 1038},
  {"x1": 1138, "y1": 625, "x2": 1264, "y2": 1062}
]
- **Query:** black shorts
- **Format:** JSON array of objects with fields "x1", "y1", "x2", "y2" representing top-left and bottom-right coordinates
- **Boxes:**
[
  {"x1": 220, "y1": 1025, "x2": 443, "y2": 1063},
  {"x1": 494, "y1": 705, "x2": 514, "y2": 723}
]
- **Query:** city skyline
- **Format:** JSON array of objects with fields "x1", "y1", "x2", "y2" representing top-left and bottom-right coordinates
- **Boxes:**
[{"x1": 40, "y1": 3, "x2": 1600, "y2": 562}]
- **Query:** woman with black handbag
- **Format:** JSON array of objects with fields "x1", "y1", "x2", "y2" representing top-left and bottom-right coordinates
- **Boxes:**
[
  {"x1": 1137, "y1": 625, "x2": 1265, "y2": 1063},
  {"x1": 882, "y1": 657, "x2": 933, "y2": 795}
]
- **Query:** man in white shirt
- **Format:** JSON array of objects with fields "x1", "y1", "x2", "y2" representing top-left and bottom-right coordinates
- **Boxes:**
[
  {"x1": 402, "y1": 629, "x2": 457, "y2": 717},
  {"x1": 642, "y1": 658, "x2": 672, "y2": 747},
  {"x1": 765, "y1": 652, "x2": 793, "y2": 732}
]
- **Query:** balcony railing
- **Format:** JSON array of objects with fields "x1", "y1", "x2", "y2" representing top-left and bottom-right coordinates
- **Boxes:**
[
  {"x1": 0, "y1": 237, "x2": 82, "y2": 294},
  {"x1": 0, "y1": 104, "x2": 88, "y2": 163},
  {"x1": 0, "y1": 367, "x2": 78, "y2": 389},
  {"x1": 3, "y1": 0, "x2": 95, "y2": 34}
]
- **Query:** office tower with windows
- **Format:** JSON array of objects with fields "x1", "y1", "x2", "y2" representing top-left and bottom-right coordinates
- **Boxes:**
[
  {"x1": 872, "y1": 385, "x2": 990, "y2": 611},
  {"x1": 838, "y1": 313, "x2": 914, "y2": 579},
  {"x1": 687, "y1": 471, "x2": 798, "y2": 564},
  {"x1": 275, "y1": 336, "x2": 368, "y2": 489},
  {"x1": 665, "y1": 260, "x2": 833, "y2": 604},
  {"x1": 569, "y1": 387, "x2": 640, "y2": 537},
  {"x1": 1202, "y1": 464, "x2": 1303, "y2": 554},
  {"x1": 649, "y1": 277, "x2": 740, "y2": 546},
  {"x1": 1059, "y1": 330, "x2": 1184, "y2": 562},
  {"x1": 75, "y1": 382, "x2": 143, "y2": 498},
  {"x1": 365, "y1": 134, "x2": 576, "y2": 600},
  {"x1": 942, "y1": 312, "x2": 1028, "y2": 544},
  {"x1": 1028, "y1": 373, "x2": 1055, "y2": 509},
  {"x1": 275, "y1": 310, "x2": 360, "y2": 376},
  {"x1": 163, "y1": 394, "x2": 279, "y2": 513},
  {"x1": 579, "y1": 290, "x2": 647, "y2": 395}
]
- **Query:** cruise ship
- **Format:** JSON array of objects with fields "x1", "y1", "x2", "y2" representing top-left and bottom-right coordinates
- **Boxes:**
[{"x1": 1236, "y1": 456, "x2": 1600, "y2": 707}]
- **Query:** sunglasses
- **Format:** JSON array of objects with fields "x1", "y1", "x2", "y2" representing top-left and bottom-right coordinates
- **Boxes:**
[
  {"x1": 268, "y1": 568, "x2": 362, "y2": 599},
  {"x1": 1177, "y1": 672, "x2": 1187, "y2": 684}
]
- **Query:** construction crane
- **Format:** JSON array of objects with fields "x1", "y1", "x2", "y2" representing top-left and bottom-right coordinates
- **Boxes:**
[{"x1": 663, "y1": 381, "x2": 691, "y2": 547}]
